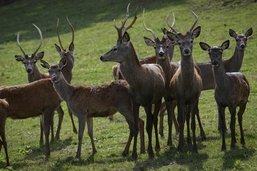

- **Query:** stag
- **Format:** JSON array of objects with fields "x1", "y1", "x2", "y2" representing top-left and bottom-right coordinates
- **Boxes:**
[
  {"x1": 166, "y1": 11, "x2": 203, "y2": 152},
  {"x1": 199, "y1": 40, "x2": 250, "y2": 150},
  {"x1": 100, "y1": 4, "x2": 166, "y2": 159}
]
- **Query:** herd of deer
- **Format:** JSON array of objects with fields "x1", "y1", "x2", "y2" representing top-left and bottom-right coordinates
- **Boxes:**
[{"x1": 0, "y1": 4, "x2": 253, "y2": 167}]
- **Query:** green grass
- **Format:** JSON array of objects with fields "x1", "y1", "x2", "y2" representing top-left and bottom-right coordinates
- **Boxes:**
[{"x1": 1, "y1": 0, "x2": 257, "y2": 170}]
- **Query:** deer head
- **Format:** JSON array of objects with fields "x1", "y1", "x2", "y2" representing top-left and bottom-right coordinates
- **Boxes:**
[
  {"x1": 199, "y1": 40, "x2": 230, "y2": 67},
  {"x1": 100, "y1": 3, "x2": 137, "y2": 63},
  {"x1": 15, "y1": 24, "x2": 44, "y2": 74},
  {"x1": 166, "y1": 11, "x2": 201, "y2": 57},
  {"x1": 229, "y1": 28, "x2": 253, "y2": 50},
  {"x1": 55, "y1": 17, "x2": 75, "y2": 65},
  {"x1": 41, "y1": 58, "x2": 67, "y2": 83},
  {"x1": 143, "y1": 9, "x2": 175, "y2": 60}
]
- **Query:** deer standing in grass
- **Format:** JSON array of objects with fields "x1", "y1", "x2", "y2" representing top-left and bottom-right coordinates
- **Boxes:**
[
  {"x1": 166, "y1": 12, "x2": 203, "y2": 152},
  {"x1": 199, "y1": 40, "x2": 250, "y2": 150},
  {"x1": 0, "y1": 78, "x2": 63, "y2": 166},
  {"x1": 14, "y1": 21, "x2": 76, "y2": 145},
  {"x1": 100, "y1": 4, "x2": 165, "y2": 159},
  {"x1": 142, "y1": 10, "x2": 179, "y2": 146},
  {"x1": 40, "y1": 59, "x2": 145, "y2": 160}
]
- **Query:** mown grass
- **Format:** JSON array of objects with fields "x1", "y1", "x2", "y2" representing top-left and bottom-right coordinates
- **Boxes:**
[{"x1": 0, "y1": 0, "x2": 257, "y2": 170}]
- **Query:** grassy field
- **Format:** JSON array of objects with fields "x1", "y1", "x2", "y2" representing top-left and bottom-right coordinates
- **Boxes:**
[{"x1": 0, "y1": 0, "x2": 257, "y2": 170}]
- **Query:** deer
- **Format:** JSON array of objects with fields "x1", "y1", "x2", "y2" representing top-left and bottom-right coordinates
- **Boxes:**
[
  {"x1": 100, "y1": 4, "x2": 166, "y2": 159},
  {"x1": 166, "y1": 11, "x2": 203, "y2": 152},
  {"x1": 199, "y1": 40, "x2": 250, "y2": 151},
  {"x1": 0, "y1": 78, "x2": 63, "y2": 166},
  {"x1": 142, "y1": 9, "x2": 179, "y2": 146},
  {"x1": 194, "y1": 27, "x2": 253, "y2": 131},
  {"x1": 40, "y1": 58, "x2": 145, "y2": 160}
]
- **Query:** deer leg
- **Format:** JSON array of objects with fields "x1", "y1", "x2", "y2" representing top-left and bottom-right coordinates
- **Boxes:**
[
  {"x1": 191, "y1": 102, "x2": 198, "y2": 153},
  {"x1": 67, "y1": 105, "x2": 77, "y2": 134},
  {"x1": 218, "y1": 104, "x2": 226, "y2": 151},
  {"x1": 144, "y1": 104, "x2": 154, "y2": 159},
  {"x1": 186, "y1": 106, "x2": 192, "y2": 147},
  {"x1": 39, "y1": 115, "x2": 44, "y2": 146},
  {"x1": 238, "y1": 104, "x2": 246, "y2": 145},
  {"x1": 138, "y1": 118, "x2": 145, "y2": 154},
  {"x1": 55, "y1": 106, "x2": 64, "y2": 140},
  {"x1": 177, "y1": 101, "x2": 186, "y2": 152},
  {"x1": 76, "y1": 115, "x2": 86, "y2": 160},
  {"x1": 228, "y1": 106, "x2": 236, "y2": 149},
  {"x1": 164, "y1": 96, "x2": 174, "y2": 146},
  {"x1": 195, "y1": 106, "x2": 206, "y2": 140},
  {"x1": 171, "y1": 100, "x2": 179, "y2": 135},
  {"x1": 132, "y1": 103, "x2": 140, "y2": 160},
  {"x1": 50, "y1": 112, "x2": 54, "y2": 143},
  {"x1": 87, "y1": 118, "x2": 97, "y2": 155},
  {"x1": 43, "y1": 111, "x2": 54, "y2": 160},
  {"x1": 159, "y1": 102, "x2": 166, "y2": 138},
  {"x1": 218, "y1": 111, "x2": 227, "y2": 134},
  {"x1": 153, "y1": 99, "x2": 162, "y2": 153},
  {"x1": 0, "y1": 118, "x2": 10, "y2": 166}
]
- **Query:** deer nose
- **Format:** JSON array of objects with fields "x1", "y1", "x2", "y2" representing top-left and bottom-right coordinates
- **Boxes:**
[
  {"x1": 159, "y1": 51, "x2": 164, "y2": 57},
  {"x1": 100, "y1": 56, "x2": 103, "y2": 61},
  {"x1": 184, "y1": 49, "x2": 191, "y2": 55},
  {"x1": 240, "y1": 44, "x2": 245, "y2": 49},
  {"x1": 26, "y1": 68, "x2": 32, "y2": 73}
]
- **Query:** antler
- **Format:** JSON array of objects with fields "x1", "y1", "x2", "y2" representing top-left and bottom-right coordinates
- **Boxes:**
[
  {"x1": 16, "y1": 33, "x2": 26, "y2": 56},
  {"x1": 189, "y1": 11, "x2": 198, "y2": 32},
  {"x1": 166, "y1": 12, "x2": 177, "y2": 34},
  {"x1": 32, "y1": 24, "x2": 43, "y2": 56},
  {"x1": 56, "y1": 18, "x2": 64, "y2": 50},
  {"x1": 114, "y1": 3, "x2": 137, "y2": 40},
  {"x1": 66, "y1": 16, "x2": 74, "y2": 45},
  {"x1": 142, "y1": 9, "x2": 156, "y2": 40}
]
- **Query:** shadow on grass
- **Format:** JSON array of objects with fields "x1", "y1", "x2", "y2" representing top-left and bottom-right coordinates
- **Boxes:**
[
  {"x1": 222, "y1": 147, "x2": 255, "y2": 170},
  {"x1": 0, "y1": 0, "x2": 188, "y2": 44}
]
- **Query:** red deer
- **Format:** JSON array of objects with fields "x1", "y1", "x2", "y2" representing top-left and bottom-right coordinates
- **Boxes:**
[{"x1": 199, "y1": 40, "x2": 250, "y2": 150}]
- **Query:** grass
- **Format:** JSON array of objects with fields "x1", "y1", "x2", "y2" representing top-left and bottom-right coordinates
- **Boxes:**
[{"x1": 0, "y1": 0, "x2": 257, "y2": 170}]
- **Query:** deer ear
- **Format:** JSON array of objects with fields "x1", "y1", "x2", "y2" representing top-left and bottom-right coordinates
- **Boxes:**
[
  {"x1": 40, "y1": 60, "x2": 50, "y2": 69},
  {"x1": 15, "y1": 55, "x2": 24, "y2": 62},
  {"x1": 35, "y1": 51, "x2": 44, "y2": 60},
  {"x1": 144, "y1": 37, "x2": 155, "y2": 47},
  {"x1": 229, "y1": 29, "x2": 237, "y2": 38},
  {"x1": 245, "y1": 27, "x2": 253, "y2": 38},
  {"x1": 161, "y1": 28, "x2": 168, "y2": 35},
  {"x1": 69, "y1": 42, "x2": 74, "y2": 52},
  {"x1": 199, "y1": 42, "x2": 210, "y2": 51},
  {"x1": 122, "y1": 32, "x2": 130, "y2": 43},
  {"x1": 192, "y1": 26, "x2": 201, "y2": 39},
  {"x1": 55, "y1": 43, "x2": 62, "y2": 54},
  {"x1": 221, "y1": 40, "x2": 230, "y2": 50}
]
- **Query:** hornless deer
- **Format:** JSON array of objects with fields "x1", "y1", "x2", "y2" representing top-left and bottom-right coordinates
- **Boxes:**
[
  {"x1": 199, "y1": 40, "x2": 250, "y2": 151},
  {"x1": 166, "y1": 12, "x2": 203, "y2": 152},
  {"x1": 0, "y1": 78, "x2": 62, "y2": 166},
  {"x1": 14, "y1": 23, "x2": 71, "y2": 145},
  {"x1": 100, "y1": 4, "x2": 166, "y2": 159},
  {"x1": 142, "y1": 9, "x2": 179, "y2": 146},
  {"x1": 40, "y1": 59, "x2": 145, "y2": 160}
]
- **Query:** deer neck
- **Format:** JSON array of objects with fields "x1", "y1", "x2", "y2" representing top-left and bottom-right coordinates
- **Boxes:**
[
  {"x1": 229, "y1": 45, "x2": 244, "y2": 71},
  {"x1": 61, "y1": 59, "x2": 74, "y2": 83},
  {"x1": 157, "y1": 56, "x2": 172, "y2": 85},
  {"x1": 167, "y1": 45, "x2": 175, "y2": 61},
  {"x1": 52, "y1": 73, "x2": 74, "y2": 102},
  {"x1": 28, "y1": 65, "x2": 43, "y2": 82},
  {"x1": 119, "y1": 42, "x2": 143, "y2": 88},
  {"x1": 180, "y1": 54, "x2": 195, "y2": 81},
  {"x1": 212, "y1": 62, "x2": 228, "y2": 91}
]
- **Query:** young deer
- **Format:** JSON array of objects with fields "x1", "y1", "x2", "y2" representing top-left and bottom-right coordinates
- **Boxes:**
[
  {"x1": 0, "y1": 78, "x2": 62, "y2": 166},
  {"x1": 166, "y1": 12, "x2": 203, "y2": 152},
  {"x1": 100, "y1": 4, "x2": 166, "y2": 159},
  {"x1": 40, "y1": 59, "x2": 145, "y2": 160},
  {"x1": 142, "y1": 9, "x2": 179, "y2": 146},
  {"x1": 199, "y1": 40, "x2": 250, "y2": 151}
]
